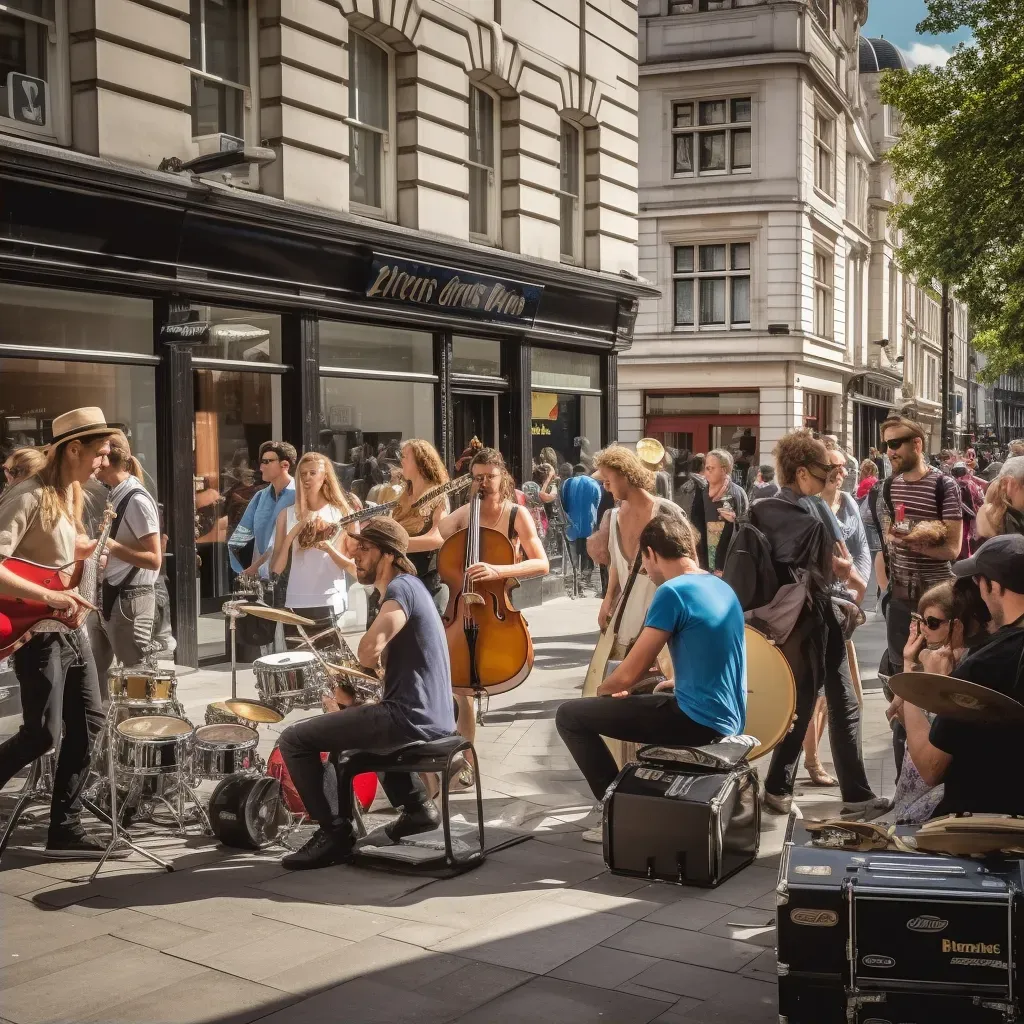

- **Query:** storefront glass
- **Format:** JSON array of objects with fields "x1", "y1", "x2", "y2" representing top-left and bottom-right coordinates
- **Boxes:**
[
  {"x1": 531, "y1": 347, "x2": 600, "y2": 391},
  {"x1": 320, "y1": 321, "x2": 433, "y2": 373},
  {"x1": 531, "y1": 348, "x2": 603, "y2": 471},
  {"x1": 190, "y1": 306, "x2": 282, "y2": 363},
  {"x1": 452, "y1": 336, "x2": 502, "y2": 377}
]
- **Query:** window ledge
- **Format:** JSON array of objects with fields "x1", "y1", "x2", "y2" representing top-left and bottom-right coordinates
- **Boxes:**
[{"x1": 813, "y1": 186, "x2": 837, "y2": 205}]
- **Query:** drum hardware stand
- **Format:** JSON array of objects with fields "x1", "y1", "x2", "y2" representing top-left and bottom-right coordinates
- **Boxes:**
[
  {"x1": 474, "y1": 689, "x2": 489, "y2": 727},
  {"x1": 222, "y1": 599, "x2": 247, "y2": 701},
  {"x1": 0, "y1": 751, "x2": 56, "y2": 858}
]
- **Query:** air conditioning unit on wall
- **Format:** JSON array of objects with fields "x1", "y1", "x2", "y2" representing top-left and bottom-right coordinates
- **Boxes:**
[{"x1": 192, "y1": 133, "x2": 260, "y2": 190}]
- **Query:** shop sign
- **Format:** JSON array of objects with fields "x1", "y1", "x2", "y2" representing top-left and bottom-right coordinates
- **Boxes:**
[
  {"x1": 159, "y1": 309, "x2": 211, "y2": 344},
  {"x1": 365, "y1": 254, "x2": 543, "y2": 326},
  {"x1": 7, "y1": 73, "x2": 47, "y2": 127}
]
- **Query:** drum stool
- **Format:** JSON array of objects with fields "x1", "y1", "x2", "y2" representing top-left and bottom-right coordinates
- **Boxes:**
[
  {"x1": 331, "y1": 734, "x2": 485, "y2": 875},
  {"x1": 603, "y1": 736, "x2": 760, "y2": 888}
]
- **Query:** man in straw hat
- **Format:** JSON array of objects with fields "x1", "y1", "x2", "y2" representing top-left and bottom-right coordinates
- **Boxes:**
[
  {"x1": 277, "y1": 517, "x2": 457, "y2": 870},
  {"x1": 0, "y1": 407, "x2": 117, "y2": 857}
]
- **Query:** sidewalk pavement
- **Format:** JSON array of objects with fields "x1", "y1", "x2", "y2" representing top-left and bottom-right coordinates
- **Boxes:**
[{"x1": 0, "y1": 597, "x2": 896, "y2": 1024}]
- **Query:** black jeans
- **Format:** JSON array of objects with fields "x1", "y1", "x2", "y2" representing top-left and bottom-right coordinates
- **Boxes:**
[
  {"x1": 573, "y1": 538, "x2": 593, "y2": 577},
  {"x1": 885, "y1": 591, "x2": 914, "y2": 778},
  {"x1": 277, "y1": 702, "x2": 431, "y2": 829},
  {"x1": 764, "y1": 611, "x2": 875, "y2": 803},
  {"x1": 0, "y1": 631, "x2": 104, "y2": 832},
  {"x1": 556, "y1": 694, "x2": 720, "y2": 801}
]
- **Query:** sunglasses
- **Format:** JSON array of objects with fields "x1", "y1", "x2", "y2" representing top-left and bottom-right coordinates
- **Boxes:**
[
  {"x1": 259, "y1": 457, "x2": 279, "y2": 465},
  {"x1": 885, "y1": 435, "x2": 917, "y2": 450},
  {"x1": 912, "y1": 613, "x2": 948, "y2": 631}
]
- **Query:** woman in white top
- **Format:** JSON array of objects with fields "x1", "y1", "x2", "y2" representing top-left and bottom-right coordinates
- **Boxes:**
[{"x1": 270, "y1": 453, "x2": 356, "y2": 633}]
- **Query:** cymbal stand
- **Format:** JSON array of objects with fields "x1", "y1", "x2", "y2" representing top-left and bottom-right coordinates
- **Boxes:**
[
  {"x1": 0, "y1": 751, "x2": 56, "y2": 858},
  {"x1": 90, "y1": 708, "x2": 174, "y2": 881},
  {"x1": 222, "y1": 599, "x2": 247, "y2": 701}
]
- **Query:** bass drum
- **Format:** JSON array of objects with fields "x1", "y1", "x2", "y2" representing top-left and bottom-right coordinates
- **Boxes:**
[
  {"x1": 744, "y1": 625, "x2": 797, "y2": 761},
  {"x1": 208, "y1": 774, "x2": 285, "y2": 850}
]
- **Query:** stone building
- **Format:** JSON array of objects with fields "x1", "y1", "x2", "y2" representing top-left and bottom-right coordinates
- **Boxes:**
[{"x1": 0, "y1": 0, "x2": 649, "y2": 663}]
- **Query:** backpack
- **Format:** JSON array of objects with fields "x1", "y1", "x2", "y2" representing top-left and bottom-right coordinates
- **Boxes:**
[{"x1": 721, "y1": 520, "x2": 779, "y2": 613}]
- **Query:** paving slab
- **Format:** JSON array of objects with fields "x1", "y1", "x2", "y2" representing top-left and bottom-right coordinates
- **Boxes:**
[
  {"x1": 602, "y1": 921, "x2": 763, "y2": 973},
  {"x1": 547, "y1": 944, "x2": 662, "y2": 989}
]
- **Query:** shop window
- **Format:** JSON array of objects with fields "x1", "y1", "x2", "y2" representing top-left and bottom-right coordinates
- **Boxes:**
[
  {"x1": 320, "y1": 321, "x2": 433, "y2": 374},
  {"x1": 531, "y1": 392, "x2": 602, "y2": 474},
  {"x1": 646, "y1": 391, "x2": 758, "y2": 416},
  {"x1": 672, "y1": 97, "x2": 751, "y2": 178},
  {"x1": 672, "y1": 243, "x2": 750, "y2": 329},
  {"x1": 0, "y1": 1, "x2": 65, "y2": 141},
  {"x1": 531, "y1": 347, "x2": 600, "y2": 391},
  {"x1": 348, "y1": 31, "x2": 395, "y2": 219},
  {"x1": 814, "y1": 250, "x2": 834, "y2": 339},
  {"x1": 188, "y1": 0, "x2": 254, "y2": 143},
  {"x1": 452, "y1": 336, "x2": 502, "y2": 378},
  {"x1": 468, "y1": 85, "x2": 499, "y2": 245},
  {"x1": 0, "y1": 283, "x2": 153, "y2": 354},
  {"x1": 558, "y1": 119, "x2": 583, "y2": 264},
  {"x1": 187, "y1": 306, "x2": 281, "y2": 362},
  {"x1": 814, "y1": 107, "x2": 836, "y2": 199}
]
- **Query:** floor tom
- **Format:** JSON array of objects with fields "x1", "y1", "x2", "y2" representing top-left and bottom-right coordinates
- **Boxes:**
[{"x1": 192, "y1": 724, "x2": 261, "y2": 779}]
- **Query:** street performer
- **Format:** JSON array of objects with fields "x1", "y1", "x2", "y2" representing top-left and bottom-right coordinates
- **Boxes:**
[
  {"x1": 0, "y1": 407, "x2": 116, "y2": 857},
  {"x1": 556, "y1": 513, "x2": 746, "y2": 801},
  {"x1": 892, "y1": 533, "x2": 1024, "y2": 817},
  {"x1": 277, "y1": 518, "x2": 456, "y2": 870}
]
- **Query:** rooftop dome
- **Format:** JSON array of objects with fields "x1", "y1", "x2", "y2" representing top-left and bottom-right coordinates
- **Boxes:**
[{"x1": 859, "y1": 36, "x2": 909, "y2": 74}]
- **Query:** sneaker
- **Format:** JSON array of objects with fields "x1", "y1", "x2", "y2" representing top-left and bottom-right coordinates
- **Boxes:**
[
  {"x1": 762, "y1": 791, "x2": 793, "y2": 816},
  {"x1": 281, "y1": 826, "x2": 354, "y2": 870},
  {"x1": 581, "y1": 828, "x2": 603, "y2": 844},
  {"x1": 43, "y1": 827, "x2": 126, "y2": 860},
  {"x1": 384, "y1": 803, "x2": 441, "y2": 843},
  {"x1": 840, "y1": 797, "x2": 893, "y2": 822}
]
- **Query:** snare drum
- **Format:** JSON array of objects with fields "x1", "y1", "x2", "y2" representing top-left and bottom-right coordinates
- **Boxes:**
[
  {"x1": 109, "y1": 667, "x2": 177, "y2": 703},
  {"x1": 114, "y1": 715, "x2": 193, "y2": 776},
  {"x1": 253, "y1": 651, "x2": 325, "y2": 711},
  {"x1": 205, "y1": 699, "x2": 284, "y2": 729},
  {"x1": 191, "y1": 724, "x2": 261, "y2": 780}
]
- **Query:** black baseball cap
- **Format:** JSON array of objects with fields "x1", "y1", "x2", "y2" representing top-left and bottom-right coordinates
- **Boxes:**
[{"x1": 953, "y1": 534, "x2": 1024, "y2": 592}]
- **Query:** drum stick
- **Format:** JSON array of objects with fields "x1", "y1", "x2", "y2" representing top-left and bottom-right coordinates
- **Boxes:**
[{"x1": 846, "y1": 639, "x2": 863, "y2": 708}]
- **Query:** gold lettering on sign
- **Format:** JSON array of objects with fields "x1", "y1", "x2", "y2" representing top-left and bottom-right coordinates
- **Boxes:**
[
  {"x1": 367, "y1": 265, "x2": 391, "y2": 297},
  {"x1": 369, "y1": 262, "x2": 528, "y2": 317}
]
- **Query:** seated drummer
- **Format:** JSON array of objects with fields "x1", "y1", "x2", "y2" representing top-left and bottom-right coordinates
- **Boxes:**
[
  {"x1": 892, "y1": 533, "x2": 1024, "y2": 818},
  {"x1": 556, "y1": 513, "x2": 746, "y2": 803},
  {"x1": 277, "y1": 519, "x2": 456, "y2": 870}
]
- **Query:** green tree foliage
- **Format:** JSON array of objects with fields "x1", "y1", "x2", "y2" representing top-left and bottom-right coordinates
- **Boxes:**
[{"x1": 880, "y1": 0, "x2": 1024, "y2": 377}]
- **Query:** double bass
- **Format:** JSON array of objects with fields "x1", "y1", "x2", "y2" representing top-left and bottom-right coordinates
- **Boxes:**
[{"x1": 437, "y1": 487, "x2": 533, "y2": 696}]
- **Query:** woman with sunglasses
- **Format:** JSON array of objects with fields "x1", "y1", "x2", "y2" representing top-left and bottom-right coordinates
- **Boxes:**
[{"x1": 2, "y1": 447, "x2": 46, "y2": 492}]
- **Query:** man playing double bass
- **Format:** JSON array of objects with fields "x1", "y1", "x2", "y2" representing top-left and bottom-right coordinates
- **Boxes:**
[{"x1": 438, "y1": 448, "x2": 549, "y2": 770}]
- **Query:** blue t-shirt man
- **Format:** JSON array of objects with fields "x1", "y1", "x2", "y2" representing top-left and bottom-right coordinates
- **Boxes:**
[
  {"x1": 560, "y1": 470, "x2": 602, "y2": 542},
  {"x1": 644, "y1": 573, "x2": 746, "y2": 736}
]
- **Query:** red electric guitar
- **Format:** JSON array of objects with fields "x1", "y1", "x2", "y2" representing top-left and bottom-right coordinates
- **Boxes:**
[{"x1": 0, "y1": 505, "x2": 114, "y2": 661}]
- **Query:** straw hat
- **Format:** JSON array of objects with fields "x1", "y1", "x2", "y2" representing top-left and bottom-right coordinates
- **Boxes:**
[
  {"x1": 46, "y1": 407, "x2": 114, "y2": 449},
  {"x1": 636, "y1": 437, "x2": 665, "y2": 470}
]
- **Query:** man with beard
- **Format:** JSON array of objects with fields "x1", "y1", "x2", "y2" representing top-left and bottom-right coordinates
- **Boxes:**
[
  {"x1": 876, "y1": 417, "x2": 963, "y2": 773},
  {"x1": 276, "y1": 519, "x2": 456, "y2": 870}
]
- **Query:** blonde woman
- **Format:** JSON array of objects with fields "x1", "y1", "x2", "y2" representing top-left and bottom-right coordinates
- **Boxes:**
[
  {"x1": 2, "y1": 446, "x2": 46, "y2": 490},
  {"x1": 271, "y1": 452, "x2": 357, "y2": 629}
]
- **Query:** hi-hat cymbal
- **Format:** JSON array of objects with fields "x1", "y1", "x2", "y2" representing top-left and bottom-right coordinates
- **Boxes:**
[
  {"x1": 236, "y1": 604, "x2": 317, "y2": 627},
  {"x1": 325, "y1": 661, "x2": 380, "y2": 684},
  {"x1": 888, "y1": 672, "x2": 1024, "y2": 723}
]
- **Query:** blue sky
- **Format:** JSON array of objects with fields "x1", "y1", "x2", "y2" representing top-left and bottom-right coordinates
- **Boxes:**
[{"x1": 864, "y1": 1, "x2": 972, "y2": 65}]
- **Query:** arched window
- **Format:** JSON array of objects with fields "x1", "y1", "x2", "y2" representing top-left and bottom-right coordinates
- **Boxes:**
[
  {"x1": 348, "y1": 31, "x2": 395, "y2": 219},
  {"x1": 558, "y1": 118, "x2": 584, "y2": 264},
  {"x1": 468, "y1": 84, "x2": 500, "y2": 244}
]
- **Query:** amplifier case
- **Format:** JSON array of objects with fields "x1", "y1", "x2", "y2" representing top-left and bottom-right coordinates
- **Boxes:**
[
  {"x1": 777, "y1": 816, "x2": 1022, "y2": 1024},
  {"x1": 603, "y1": 761, "x2": 759, "y2": 888}
]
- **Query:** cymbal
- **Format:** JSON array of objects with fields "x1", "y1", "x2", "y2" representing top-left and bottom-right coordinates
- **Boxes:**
[
  {"x1": 888, "y1": 672, "x2": 1024, "y2": 723},
  {"x1": 236, "y1": 604, "x2": 317, "y2": 627},
  {"x1": 325, "y1": 661, "x2": 380, "y2": 684}
]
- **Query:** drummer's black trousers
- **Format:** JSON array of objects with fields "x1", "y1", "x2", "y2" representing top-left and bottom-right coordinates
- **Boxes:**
[
  {"x1": 278, "y1": 702, "x2": 430, "y2": 828},
  {"x1": 0, "y1": 631, "x2": 104, "y2": 832}
]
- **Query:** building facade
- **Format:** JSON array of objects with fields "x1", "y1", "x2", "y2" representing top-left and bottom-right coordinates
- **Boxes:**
[
  {"x1": 0, "y1": 0, "x2": 650, "y2": 664},
  {"x1": 620, "y1": 0, "x2": 978, "y2": 471}
]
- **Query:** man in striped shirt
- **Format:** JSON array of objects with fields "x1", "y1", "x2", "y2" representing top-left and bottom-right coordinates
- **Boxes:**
[{"x1": 876, "y1": 416, "x2": 963, "y2": 773}]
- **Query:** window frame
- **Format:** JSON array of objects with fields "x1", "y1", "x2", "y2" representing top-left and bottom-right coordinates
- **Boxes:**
[
  {"x1": 671, "y1": 96, "x2": 752, "y2": 180},
  {"x1": 0, "y1": 0, "x2": 69, "y2": 144},
  {"x1": 813, "y1": 249, "x2": 834, "y2": 340},
  {"x1": 814, "y1": 106, "x2": 837, "y2": 200},
  {"x1": 557, "y1": 118, "x2": 585, "y2": 266},
  {"x1": 671, "y1": 241, "x2": 752, "y2": 332},
  {"x1": 346, "y1": 30, "x2": 397, "y2": 222},
  {"x1": 187, "y1": 0, "x2": 258, "y2": 145},
  {"x1": 667, "y1": 0, "x2": 738, "y2": 11},
  {"x1": 467, "y1": 82, "x2": 501, "y2": 246}
]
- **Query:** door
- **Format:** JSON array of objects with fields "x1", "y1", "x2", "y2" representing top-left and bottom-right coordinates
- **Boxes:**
[{"x1": 453, "y1": 391, "x2": 498, "y2": 460}]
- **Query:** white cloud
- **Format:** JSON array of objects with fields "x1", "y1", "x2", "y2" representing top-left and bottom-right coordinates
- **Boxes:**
[{"x1": 899, "y1": 42, "x2": 955, "y2": 67}]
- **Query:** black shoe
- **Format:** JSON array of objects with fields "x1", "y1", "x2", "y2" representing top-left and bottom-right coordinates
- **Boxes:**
[
  {"x1": 281, "y1": 826, "x2": 354, "y2": 871},
  {"x1": 43, "y1": 826, "x2": 126, "y2": 860},
  {"x1": 384, "y1": 802, "x2": 441, "y2": 843}
]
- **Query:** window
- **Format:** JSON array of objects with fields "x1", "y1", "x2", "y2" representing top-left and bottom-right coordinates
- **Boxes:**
[
  {"x1": 846, "y1": 156, "x2": 869, "y2": 230},
  {"x1": 803, "y1": 392, "x2": 831, "y2": 432},
  {"x1": 672, "y1": 243, "x2": 751, "y2": 329},
  {"x1": 814, "y1": 250, "x2": 833, "y2": 338},
  {"x1": 349, "y1": 32, "x2": 393, "y2": 218},
  {"x1": 0, "y1": 0, "x2": 61, "y2": 139},
  {"x1": 814, "y1": 109, "x2": 836, "y2": 198},
  {"x1": 672, "y1": 98, "x2": 751, "y2": 177},
  {"x1": 188, "y1": 0, "x2": 250, "y2": 140},
  {"x1": 810, "y1": 0, "x2": 830, "y2": 32},
  {"x1": 558, "y1": 120, "x2": 583, "y2": 263},
  {"x1": 468, "y1": 86, "x2": 499, "y2": 244},
  {"x1": 886, "y1": 106, "x2": 903, "y2": 137},
  {"x1": 668, "y1": 0, "x2": 735, "y2": 10}
]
